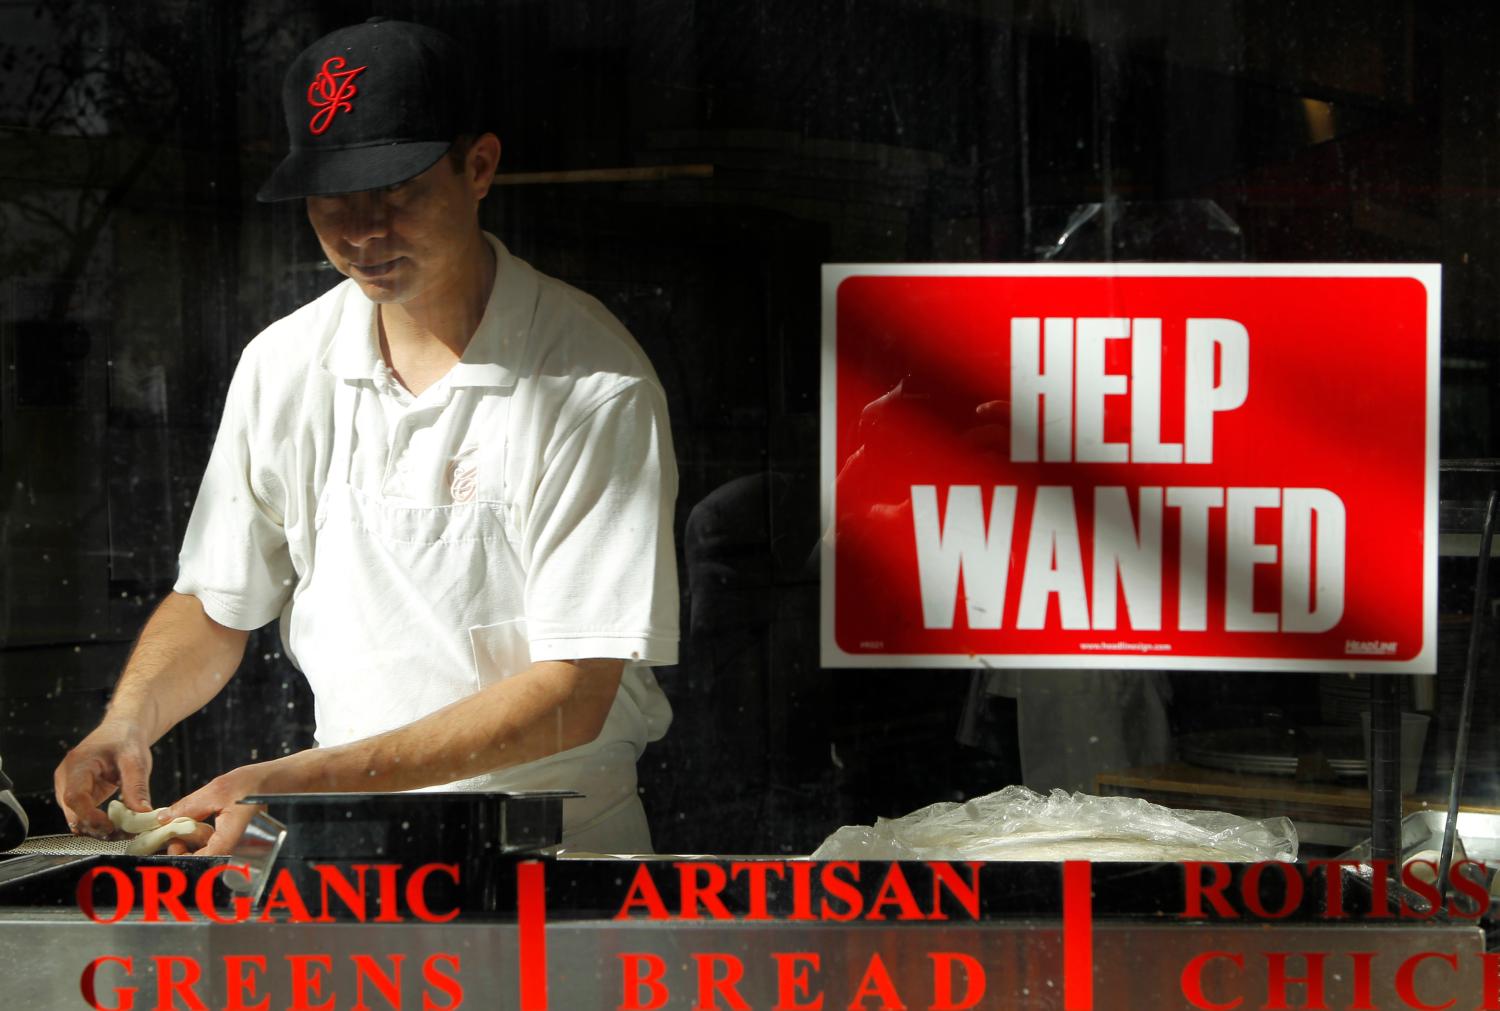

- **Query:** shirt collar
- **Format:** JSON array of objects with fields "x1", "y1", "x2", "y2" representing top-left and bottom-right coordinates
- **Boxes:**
[{"x1": 323, "y1": 232, "x2": 537, "y2": 389}]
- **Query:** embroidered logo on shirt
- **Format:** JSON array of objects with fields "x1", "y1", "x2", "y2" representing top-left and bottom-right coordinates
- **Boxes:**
[
  {"x1": 449, "y1": 452, "x2": 478, "y2": 503},
  {"x1": 307, "y1": 57, "x2": 368, "y2": 135}
]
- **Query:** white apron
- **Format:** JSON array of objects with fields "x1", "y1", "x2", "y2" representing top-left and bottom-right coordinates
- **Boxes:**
[{"x1": 283, "y1": 378, "x2": 668, "y2": 853}]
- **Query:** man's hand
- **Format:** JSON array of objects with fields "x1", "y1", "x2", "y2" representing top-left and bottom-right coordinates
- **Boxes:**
[
  {"x1": 53, "y1": 720, "x2": 154, "y2": 839},
  {"x1": 53, "y1": 592, "x2": 251, "y2": 840},
  {"x1": 162, "y1": 763, "x2": 276, "y2": 856}
]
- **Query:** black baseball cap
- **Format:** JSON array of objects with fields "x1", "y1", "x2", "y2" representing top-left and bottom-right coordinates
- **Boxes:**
[{"x1": 257, "y1": 18, "x2": 484, "y2": 202}]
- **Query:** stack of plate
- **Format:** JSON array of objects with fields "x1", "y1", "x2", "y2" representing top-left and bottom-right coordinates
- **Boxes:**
[{"x1": 1179, "y1": 726, "x2": 1366, "y2": 779}]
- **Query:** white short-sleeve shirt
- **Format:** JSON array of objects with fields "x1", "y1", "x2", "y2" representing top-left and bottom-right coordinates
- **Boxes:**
[{"x1": 174, "y1": 234, "x2": 678, "y2": 766}]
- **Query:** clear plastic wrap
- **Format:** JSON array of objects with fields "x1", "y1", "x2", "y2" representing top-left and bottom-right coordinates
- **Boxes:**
[{"x1": 811, "y1": 786, "x2": 1298, "y2": 863}]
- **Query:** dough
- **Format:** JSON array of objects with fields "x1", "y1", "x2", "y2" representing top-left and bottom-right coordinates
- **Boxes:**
[
  {"x1": 1404, "y1": 840, "x2": 1475, "y2": 889},
  {"x1": 106, "y1": 800, "x2": 209, "y2": 855},
  {"x1": 1404, "y1": 849, "x2": 1443, "y2": 886},
  {"x1": 124, "y1": 818, "x2": 202, "y2": 857},
  {"x1": 107, "y1": 800, "x2": 170, "y2": 835}
]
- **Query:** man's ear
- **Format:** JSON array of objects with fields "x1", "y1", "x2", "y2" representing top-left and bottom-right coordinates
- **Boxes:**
[{"x1": 469, "y1": 133, "x2": 502, "y2": 196}]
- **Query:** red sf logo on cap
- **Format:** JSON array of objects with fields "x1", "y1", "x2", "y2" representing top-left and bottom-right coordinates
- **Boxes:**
[{"x1": 307, "y1": 56, "x2": 368, "y2": 135}]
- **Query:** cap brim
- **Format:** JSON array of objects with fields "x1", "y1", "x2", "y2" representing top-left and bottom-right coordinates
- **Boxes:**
[{"x1": 256, "y1": 140, "x2": 453, "y2": 202}]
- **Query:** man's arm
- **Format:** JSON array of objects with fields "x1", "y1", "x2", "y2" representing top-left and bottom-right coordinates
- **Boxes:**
[
  {"x1": 53, "y1": 591, "x2": 248, "y2": 836},
  {"x1": 166, "y1": 657, "x2": 623, "y2": 853}
]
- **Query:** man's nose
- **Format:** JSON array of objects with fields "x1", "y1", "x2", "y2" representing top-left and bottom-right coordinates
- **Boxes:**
[{"x1": 341, "y1": 191, "x2": 390, "y2": 245}]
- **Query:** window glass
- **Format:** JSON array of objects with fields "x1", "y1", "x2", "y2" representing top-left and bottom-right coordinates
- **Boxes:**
[{"x1": 0, "y1": 1, "x2": 1493, "y2": 866}]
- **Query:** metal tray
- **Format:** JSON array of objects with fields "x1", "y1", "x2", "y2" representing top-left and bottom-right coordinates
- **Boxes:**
[
  {"x1": 1178, "y1": 726, "x2": 1366, "y2": 779},
  {"x1": 1339, "y1": 809, "x2": 1500, "y2": 865},
  {"x1": 240, "y1": 789, "x2": 577, "y2": 861}
]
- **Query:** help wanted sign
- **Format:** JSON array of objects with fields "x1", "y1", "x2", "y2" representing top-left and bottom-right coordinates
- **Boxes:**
[{"x1": 820, "y1": 264, "x2": 1439, "y2": 672}]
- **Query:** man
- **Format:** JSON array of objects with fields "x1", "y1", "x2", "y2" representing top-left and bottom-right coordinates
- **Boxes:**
[{"x1": 53, "y1": 18, "x2": 678, "y2": 854}]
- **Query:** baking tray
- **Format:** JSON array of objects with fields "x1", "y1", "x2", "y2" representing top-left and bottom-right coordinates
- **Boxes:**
[{"x1": 7, "y1": 835, "x2": 129, "y2": 857}]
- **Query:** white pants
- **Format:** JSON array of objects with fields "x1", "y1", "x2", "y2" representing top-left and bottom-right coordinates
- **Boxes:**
[{"x1": 561, "y1": 794, "x2": 654, "y2": 854}]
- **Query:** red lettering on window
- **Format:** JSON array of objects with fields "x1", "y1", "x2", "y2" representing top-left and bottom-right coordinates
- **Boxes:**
[
  {"x1": 693, "y1": 953, "x2": 749, "y2": 1011},
  {"x1": 1181, "y1": 862, "x2": 1236, "y2": 919},
  {"x1": 138, "y1": 867, "x2": 191, "y2": 923},
  {"x1": 928, "y1": 862, "x2": 982, "y2": 921},
  {"x1": 153, "y1": 955, "x2": 207, "y2": 1011},
  {"x1": 313, "y1": 864, "x2": 369, "y2": 923},
  {"x1": 1262, "y1": 953, "x2": 1326, "y2": 1011},
  {"x1": 680, "y1": 863, "x2": 734, "y2": 920},
  {"x1": 406, "y1": 864, "x2": 460, "y2": 923},
  {"x1": 1243, "y1": 863, "x2": 1302, "y2": 920},
  {"x1": 1481, "y1": 951, "x2": 1500, "y2": 1009},
  {"x1": 929, "y1": 952, "x2": 984, "y2": 1011},
  {"x1": 819, "y1": 863, "x2": 863, "y2": 922},
  {"x1": 1348, "y1": 952, "x2": 1376, "y2": 1011},
  {"x1": 259, "y1": 871, "x2": 314, "y2": 924},
  {"x1": 1394, "y1": 952, "x2": 1458, "y2": 1011},
  {"x1": 77, "y1": 866, "x2": 134, "y2": 924},
  {"x1": 351, "y1": 954, "x2": 403, "y2": 1010},
  {"x1": 1179, "y1": 951, "x2": 1243, "y2": 1011},
  {"x1": 867, "y1": 865, "x2": 923, "y2": 921},
  {"x1": 285, "y1": 954, "x2": 334, "y2": 1011},
  {"x1": 421, "y1": 954, "x2": 463, "y2": 1011},
  {"x1": 223, "y1": 954, "x2": 269, "y2": 1011},
  {"x1": 619, "y1": 953, "x2": 670, "y2": 1011},
  {"x1": 196, "y1": 864, "x2": 253, "y2": 925},
  {"x1": 771, "y1": 953, "x2": 822, "y2": 1011},
  {"x1": 615, "y1": 865, "x2": 671, "y2": 920},
  {"x1": 80, "y1": 955, "x2": 134, "y2": 1011},
  {"x1": 846, "y1": 953, "x2": 906, "y2": 1010},
  {"x1": 730, "y1": 861, "x2": 785, "y2": 921}
]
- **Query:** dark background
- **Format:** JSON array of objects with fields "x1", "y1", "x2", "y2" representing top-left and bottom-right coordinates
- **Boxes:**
[{"x1": 1, "y1": 0, "x2": 1497, "y2": 854}]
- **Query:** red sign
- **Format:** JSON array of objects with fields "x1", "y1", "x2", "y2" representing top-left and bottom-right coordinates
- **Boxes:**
[{"x1": 821, "y1": 265, "x2": 1439, "y2": 672}]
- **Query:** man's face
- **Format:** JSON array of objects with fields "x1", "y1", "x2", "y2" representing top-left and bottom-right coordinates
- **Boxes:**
[{"x1": 305, "y1": 137, "x2": 498, "y2": 306}]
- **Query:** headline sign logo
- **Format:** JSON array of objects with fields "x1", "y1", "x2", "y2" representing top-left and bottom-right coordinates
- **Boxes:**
[{"x1": 821, "y1": 264, "x2": 1439, "y2": 672}]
